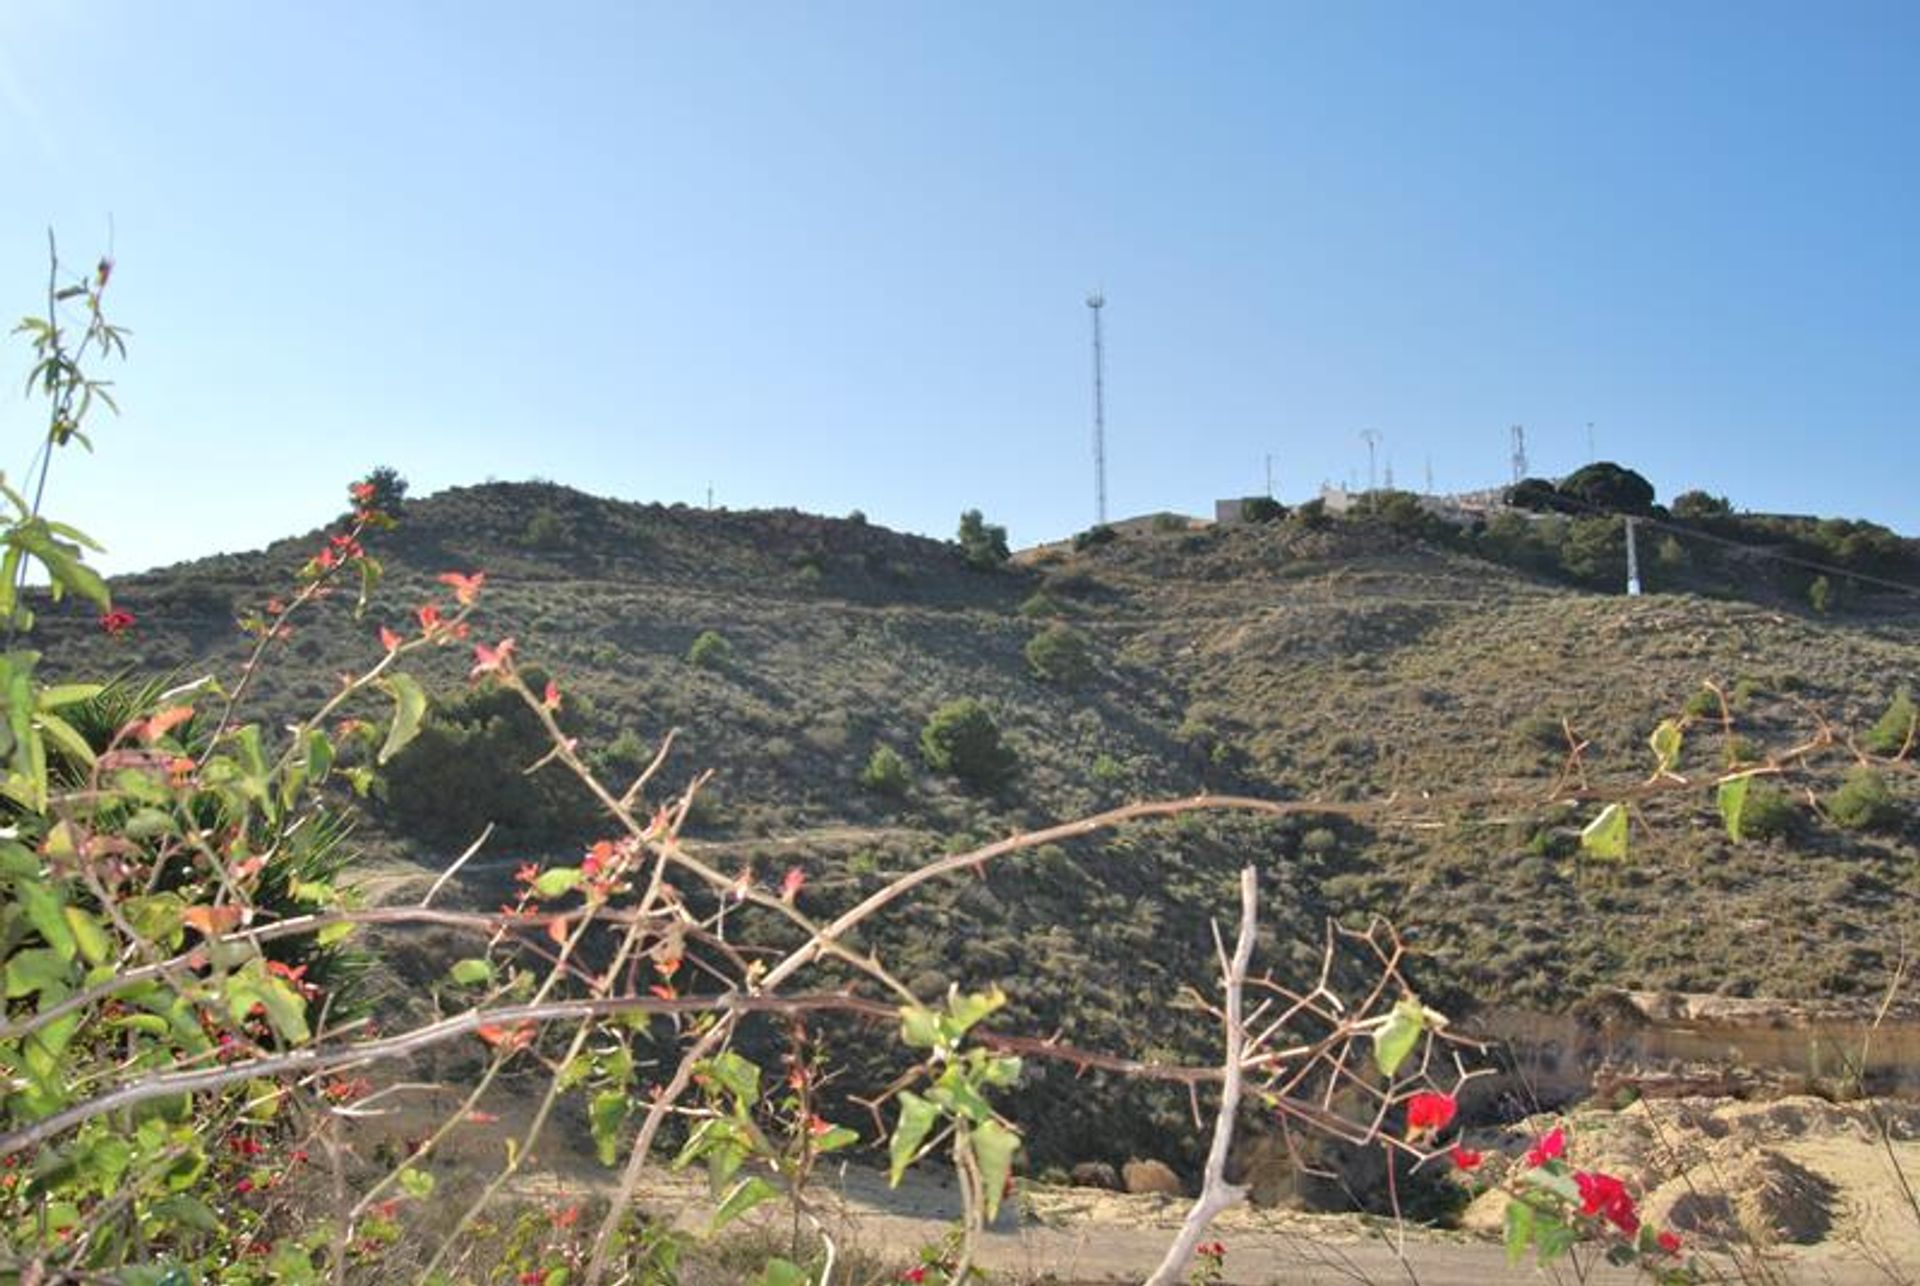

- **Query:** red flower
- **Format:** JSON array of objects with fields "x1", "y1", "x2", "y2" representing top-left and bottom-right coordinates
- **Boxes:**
[
  {"x1": 780, "y1": 866, "x2": 807, "y2": 903},
  {"x1": 100, "y1": 608, "x2": 137, "y2": 635},
  {"x1": 518, "y1": 1273, "x2": 545, "y2": 1286},
  {"x1": 899, "y1": 1270, "x2": 927, "y2": 1284},
  {"x1": 1405, "y1": 1090, "x2": 1457, "y2": 1135},
  {"x1": 380, "y1": 625, "x2": 403, "y2": 653},
  {"x1": 1196, "y1": 1240, "x2": 1226, "y2": 1260},
  {"x1": 1657, "y1": 1229, "x2": 1682, "y2": 1255},
  {"x1": 1526, "y1": 1126, "x2": 1566, "y2": 1167},
  {"x1": 1574, "y1": 1169, "x2": 1640, "y2": 1235},
  {"x1": 1449, "y1": 1144, "x2": 1484, "y2": 1171}
]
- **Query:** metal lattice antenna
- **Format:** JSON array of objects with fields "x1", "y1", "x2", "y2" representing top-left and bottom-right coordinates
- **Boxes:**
[
  {"x1": 1510, "y1": 424, "x2": 1529, "y2": 483},
  {"x1": 1360, "y1": 429, "x2": 1380, "y2": 493},
  {"x1": 1087, "y1": 291, "x2": 1107, "y2": 526}
]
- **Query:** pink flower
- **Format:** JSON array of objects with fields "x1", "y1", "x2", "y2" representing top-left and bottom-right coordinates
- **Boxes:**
[
  {"x1": 781, "y1": 867, "x2": 807, "y2": 902},
  {"x1": 470, "y1": 637, "x2": 516, "y2": 678},
  {"x1": 100, "y1": 608, "x2": 137, "y2": 635},
  {"x1": 1526, "y1": 1125, "x2": 1567, "y2": 1167},
  {"x1": 437, "y1": 571, "x2": 486, "y2": 606}
]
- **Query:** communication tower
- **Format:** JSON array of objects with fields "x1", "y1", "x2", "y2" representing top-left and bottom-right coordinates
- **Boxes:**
[
  {"x1": 1510, "y1": 425, "x2": 1529, "y2": 483},
  {"x1": 1087, "y1": 292, "x2": 1107, "y2": 526}
]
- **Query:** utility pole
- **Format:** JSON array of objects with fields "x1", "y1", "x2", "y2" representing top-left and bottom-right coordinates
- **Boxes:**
[
  {"x1": 1087, "y1": 291, "x2": 1108, "y2": 526},
  {"x1": 1265, "y1": 453, "x2": 1274, "y2": 498},
  {"x1": 1625, "y1": 517, "x2": 1642, "y2": 596},
  {"x1": 1360, "y1": 429, "x2": 1380, "y2": 493}
]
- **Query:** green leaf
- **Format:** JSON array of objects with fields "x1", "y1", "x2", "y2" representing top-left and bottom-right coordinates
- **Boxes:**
[
  {"x1": 811, "y1": 1124, "x2": 859, "y2": 1154},
  {"x1": 397, "y1": 1167, "x2": 435, "y2": 1198},
  {"x1": 532, "y1": 866, "x2": 583, "y2": 899},
  {"x1": 980, "y1": 1054, "x2": 1022, "y2": 1088},
  {"x1": 1718, "y1": 775, "x2": 1751, "y2": 842},
  {"x1": 1373, "y1": 995, "x2": 1424, "y2": 1078},
  {"x1": 754, "y1": 1258, "x2": 809, "y2": 1286},
  {"x1": 889, "y1": 1091, "x2": 940, "y2": 1185},
  {"x1": 37, "y1": 683, "x2": 103, "y2": 709},
  {"x1": 449, "y1": 958, "x2": 493, "y2": 986},
  {"x1": 1537, "y1": 1216, "x2": 1580, "y2": 1262},
  {"x1": 900, "y1": 1005, "x2": 941, "y2": 1050},
  {"x1": 705, "y1": 1050, "x2": 761, "y2": 1103},
  {"x1": 145, "y1": 1195, "x2": 223, "y2": 1234},
  {"x1": 971, "y1": 1118, "x2": 1021, "y2": 1222},
  {"x1": 1648, "y1": 719, "x2": 1684, "y2": 774},
  {"x1": 20, "y1": 879, "x2": 76, "y2": 962},
  {"x1": 4, "y1": 947, "x2": 70, "y2": 999},
  {"x1": 376, "y1": 672, "x2": 428, "y2": 765},
  {"x1": 945, "y1": 986, "x2": 1007, "y2": 1036},
  {"x1": 63, "y1": 905, "x2": 111, "y2": 965},
  {"x1": 1504, "y1": 1197, "x2": 1536, "y2": 1266},
  {"x1": 304, "y1": 728, "x2": 335, "y2": 785},
  {"x1": 248, "y1": 967, "x2": 311, "y2": 1044},
  {"x1": 1580, "y1": 803, "x2": 1630, "y2": 861},
  {"x1": 710, "y1": 1175, "x2": 780, "y2": 1232},
  {"x1": 590, "y1": 1090, "x2": 628, "y2": 1167}
]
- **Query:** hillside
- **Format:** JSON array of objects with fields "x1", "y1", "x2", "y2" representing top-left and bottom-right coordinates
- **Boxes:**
[{"x1": 37, "y1": 481, "x2": 1920, "y2": 1170}]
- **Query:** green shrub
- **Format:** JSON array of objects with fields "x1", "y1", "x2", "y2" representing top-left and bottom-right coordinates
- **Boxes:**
[
  {"x1": 957, "y1": 509, "x2": 1010, "y2": 570},
  {"x1": 522, "y1": 505, "x2": 570, "y2": 548},
  {"x1": 1808, "y1": 575, "x2": 1833, "y2": 615},
  {"x1": 1239, "y1": 496, "x2": 1285, "y2": 524},
  {"x1": 1683, "y1": 687, "x2": 1720, "y2": 720},
  {"x1": 1864, "y1": 688, "x2": 1917, "y2": 756},
  {"x1": 920, "y1": 698, "x2": 1017, "y2": 789},
  {"x1": 1018, "y1": 590, "x2": 1064, "y2": 619},
  {"x1": 1152, "y1": 512, "x2": 1188, "y2": 533},
  {"x1": 1828, "y1": 768, "x2": 1898, "y2": 832},
  {"x1": 687, "y1": 629, "x2": 732, "y2": 670},
  {"x1": 1671, "y1": 490, "x2": 1732, "y2": 520},
  {"x1": 859, "y1": 744, "x2": 912, "y2": 797},
  {"x1": 1072, "y1": 524, "x2": 1117, "y2": 551},
  {"x1": 1025, "y1": 622, "x2": 1093, "y2": 686},
  {"x1": 1091, "y1": 753, "x2": 1126, "y2": 785},
  {"x1": 1737, "y1": 783, "x2": 1799, "y2": 841}
]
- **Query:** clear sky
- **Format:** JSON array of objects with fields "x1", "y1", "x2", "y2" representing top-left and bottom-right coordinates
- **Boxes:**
[{"x1": 3, "y1": 2, "x2": 1915, "y2": 574}]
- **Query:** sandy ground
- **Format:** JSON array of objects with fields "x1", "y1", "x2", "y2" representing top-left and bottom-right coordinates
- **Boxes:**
[{"x1": 343, "y1": 1084, "x2": 1920, "y2": 1285}]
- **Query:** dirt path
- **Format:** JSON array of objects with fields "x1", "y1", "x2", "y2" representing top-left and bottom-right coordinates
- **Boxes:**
[{"x1": 354, "y1": 1086, "x2": 1920, "y2": 1285}]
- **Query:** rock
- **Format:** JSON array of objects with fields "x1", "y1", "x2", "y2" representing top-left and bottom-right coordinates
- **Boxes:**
[
  {"x1": 1122, "y1": 1159, "x2": 1183, "y2": 1197},
  {"x1": 1069, "y1": 1161, "x2": 1120, "y2": 1191}
]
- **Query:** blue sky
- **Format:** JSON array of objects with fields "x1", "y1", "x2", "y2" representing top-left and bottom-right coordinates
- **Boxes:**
[{"x1": 3, "y1": 2, "x2": 1915, "y2": 573}]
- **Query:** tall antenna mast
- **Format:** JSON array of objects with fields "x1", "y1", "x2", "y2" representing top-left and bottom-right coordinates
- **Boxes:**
[
  {"x1": 1510, "y1": 424, "x2": 1529, "y2": 483},
  {"x1": 1359, "y1": 429, "x2": 1380, "y2": 493},
  {"x1": 1087, "y1": 291, "x2": 1107, "y2": 526}
]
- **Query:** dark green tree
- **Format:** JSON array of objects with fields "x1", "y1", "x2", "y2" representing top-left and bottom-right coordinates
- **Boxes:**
[
  {"x1": 353, "y1": 465, "x2": 409, "y2": 517},
  {"x1": 1558, "y1": 462, "x2": 1655, "y2": 515},
  {"x1": 920, "y1": 698, "x2": 1017, "y2": 788},
  {"x1": 957, "y1": 509, "x2": 1010, "y2": 570}
]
